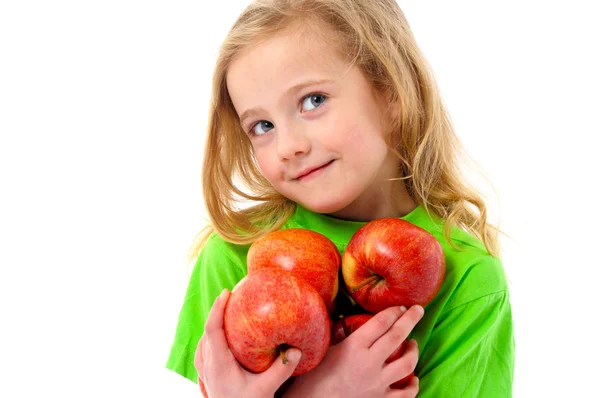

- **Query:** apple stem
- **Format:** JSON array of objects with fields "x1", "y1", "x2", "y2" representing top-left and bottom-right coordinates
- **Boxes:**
[
  {"x1": 277, "y1": 344, "x2": 292, "y2": 365},
  {"x1": 349, "y1": 275, "x2": 381, "y2": 293},
  {"x1": 280, "y1": 351, "x2": 288, "y2": 365},
  {"x1": 341, "y1": 290, "x2": 357, "y2": 306}
]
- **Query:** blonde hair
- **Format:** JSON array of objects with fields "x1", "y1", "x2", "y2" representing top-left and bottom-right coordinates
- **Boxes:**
[{"x1": 188, "y1": 0, "x2": 501, "y2": 263}]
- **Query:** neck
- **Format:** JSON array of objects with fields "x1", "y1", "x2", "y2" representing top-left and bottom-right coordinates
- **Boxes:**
[{"x1": 328, "y1": 179, "x2": 417, "y2": 222}]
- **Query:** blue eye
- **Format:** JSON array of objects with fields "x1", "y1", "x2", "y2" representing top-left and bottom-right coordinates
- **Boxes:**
[
  {"x1": 251, "y1": 120, "x2": 274, "y2": 136},
  {"x1": 301, "y1": 94, "x2": 327, "y2": 112}
]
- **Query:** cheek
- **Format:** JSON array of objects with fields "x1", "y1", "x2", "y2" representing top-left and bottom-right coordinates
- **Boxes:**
[
  {"x1": 324, "y1": 115, "x2": 359, "y2": 147},
  {"x1": 253, "y1": 149, "x2": 279, "y2": 180},
  {"x1": 329, "y1": 117, "x2": 385, "y2": 155}
]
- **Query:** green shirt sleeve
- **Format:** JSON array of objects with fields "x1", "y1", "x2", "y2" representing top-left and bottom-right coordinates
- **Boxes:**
[
  {"x1": 417, "y1": 290, "x2": 515, "y2": 397},
  {"x1": 165, "y1": 234, "x2": 248, "y2": 383}
]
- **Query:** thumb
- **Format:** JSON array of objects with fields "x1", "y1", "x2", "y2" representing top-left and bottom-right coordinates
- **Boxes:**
[
  {"x1": 198, "y1": 378, "x2": 208, "y2": 398},
  {"x1": 261, "y1": 348, "x2": 302, "y2": 392}
]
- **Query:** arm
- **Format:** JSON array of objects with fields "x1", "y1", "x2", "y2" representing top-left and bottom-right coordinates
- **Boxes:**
[{"x1": 416, "y1": 291, "x2": 515, "y2": 397}]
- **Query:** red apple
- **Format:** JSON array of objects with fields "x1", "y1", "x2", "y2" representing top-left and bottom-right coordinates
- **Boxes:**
[
  {"x1": 331, "y1": 314, "x2": 413, "y2": 388},
  {"x1": 330, "y1": 314, "x2": 374, "y2": 345},
  {"x1": 342, "y1": 218, "x2": 445, "y2": 313},
  {"x1": 223, "y1": 268, "x2": 331, "y2": 376},
  {"x1": 247, "y1": 228, "x2": 341, "y2": 313}
]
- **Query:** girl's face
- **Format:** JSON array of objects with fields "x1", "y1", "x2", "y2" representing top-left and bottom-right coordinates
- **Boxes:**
[{"x1": 226, "y1": 26, "x2": 404, "y2": 221}]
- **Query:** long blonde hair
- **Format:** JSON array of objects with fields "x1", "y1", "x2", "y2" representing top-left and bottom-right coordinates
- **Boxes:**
[{"x1": 188, "y1": 0, "x2": 501, "y2": 263}]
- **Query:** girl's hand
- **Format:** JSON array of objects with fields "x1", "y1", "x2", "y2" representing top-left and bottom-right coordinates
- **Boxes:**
[
  {"x1": 194, "y1": 289, "x2": 302, "y2": 398},
  {"x1": 284, "y1": 305, "x2": 423, "y2": 398}
]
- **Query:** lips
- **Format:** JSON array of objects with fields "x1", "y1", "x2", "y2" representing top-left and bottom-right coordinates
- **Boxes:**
[{"x1": 294, "y1": 160, "x2": 335, "y2": 180}]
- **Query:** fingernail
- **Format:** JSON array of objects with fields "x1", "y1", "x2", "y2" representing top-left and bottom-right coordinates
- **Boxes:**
[
  {"x1": 286, "y1": 349, "x2": 301, "y2": 363},
  {"x1": 414, "y1": 305, "x2": 424, "y2": 316},
  {"x1": 220, "y1": 289, "x2": 228, "y2": 298},
  {"x1": 399, "y1": 306, "x2": 407, "y2": 313}
]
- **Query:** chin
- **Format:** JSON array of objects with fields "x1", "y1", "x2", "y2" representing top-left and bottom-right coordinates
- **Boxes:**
[
  {"x1": 295, "y1": 196, "x2": 355, "y2": 217},
  {"x1": 280, "y1": 182, "x2": 364, "y2": 218}
]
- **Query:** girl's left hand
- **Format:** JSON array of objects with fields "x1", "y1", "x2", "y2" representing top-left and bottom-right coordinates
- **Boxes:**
[{"x1": 194, "y1": 289, "x2": 302, "y2": 398}]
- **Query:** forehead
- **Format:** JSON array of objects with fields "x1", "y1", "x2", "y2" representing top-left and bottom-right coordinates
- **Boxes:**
[{"x1": 226, "y1": 26, "x2": 349, "y2": 109}]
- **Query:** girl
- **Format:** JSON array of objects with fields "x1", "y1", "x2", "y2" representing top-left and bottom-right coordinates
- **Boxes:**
[{"x1": 166, "y1": 0, "x2": 515, "y2": 397}]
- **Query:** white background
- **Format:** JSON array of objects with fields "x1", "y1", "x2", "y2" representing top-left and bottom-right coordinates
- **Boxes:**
[{"x1": 1, "y1": 1, "x2": 599, "y2": 397}]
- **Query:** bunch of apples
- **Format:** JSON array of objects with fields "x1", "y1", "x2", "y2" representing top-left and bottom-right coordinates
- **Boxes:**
[{"x1": 222, "y1": 217, "x2": 446, "y2": 389}]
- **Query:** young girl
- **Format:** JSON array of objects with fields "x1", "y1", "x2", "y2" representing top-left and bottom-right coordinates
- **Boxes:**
[{"x1": 166, "y1": 0, "x2": 515, "y2": 396}]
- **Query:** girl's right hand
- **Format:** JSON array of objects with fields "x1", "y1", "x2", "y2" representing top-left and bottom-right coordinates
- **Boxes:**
[
  {"x1": 284, "y1": 305, "x2": 423, "y2": 398},
  {"x1": 194, "y1": 289, "x2": 302, "y2": 398}
]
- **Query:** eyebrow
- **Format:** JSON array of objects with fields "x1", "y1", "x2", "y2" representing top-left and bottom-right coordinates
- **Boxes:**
[{"x1": 238, "y1": 78, "x2": 335, "y2": 127}]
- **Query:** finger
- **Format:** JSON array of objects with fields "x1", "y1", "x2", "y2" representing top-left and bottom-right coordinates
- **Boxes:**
[
  {"x1": 382, "y1": 339, "x2": 419, "y2": 387},
  {"x1": 256, "y1": 348, "x2": 302, "y2": 393},
  {"x1": 386, "y1": 376, "x2": 419, "y2": 398},
  {"x1": 203, "y1": 289, "x2": 231, "y2": 355},
  {"x1": 193, "y1": 336, "x2": 205, "y2": 377},
  {"x1": 349, "y1": 306, "x2": 408, "y2": 347},
  {"x1": 198, "y1": 378, "x2": 209, "y2": 398},
  {"x1": 370, "y1": 305, "x2": 423, "y2": 361},
  {"x1": 194, "y1": 337, "x2": 209, "y2": 397}
]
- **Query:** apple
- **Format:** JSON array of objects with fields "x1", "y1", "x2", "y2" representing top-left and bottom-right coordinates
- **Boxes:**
[
  {"x1": 342, "y1": 218, "x2": 445, "y2": 313},
  {"x1": 247, "y1": 228, "x2": 341, "y2": 313},
  {"x1": 331, "y1": 282, "x2": 366, "y2": 320},
  {"x1": 330, "y1": 314, "x2": 374, "y2": 346},
  {"x1": 331, "y1": 314, "x2": 413, "y2": 388},
  {"x1": 223, "y1": 268, "x2": 331, "y2": 376}
]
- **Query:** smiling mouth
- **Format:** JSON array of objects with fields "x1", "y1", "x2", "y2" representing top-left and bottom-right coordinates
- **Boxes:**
[{"x1": 295, "y1": 160, "x2": 335, "y2": 181}]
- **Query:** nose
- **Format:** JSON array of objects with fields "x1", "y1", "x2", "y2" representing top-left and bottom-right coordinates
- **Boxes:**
[{"x1": 276, "y1": 123, "x2": 311, "y2": 160}]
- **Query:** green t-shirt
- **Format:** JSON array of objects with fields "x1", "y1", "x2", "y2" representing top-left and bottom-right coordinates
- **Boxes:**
[{"x1": 166, "y1": 204, "x2": 515, "y2": 397}]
